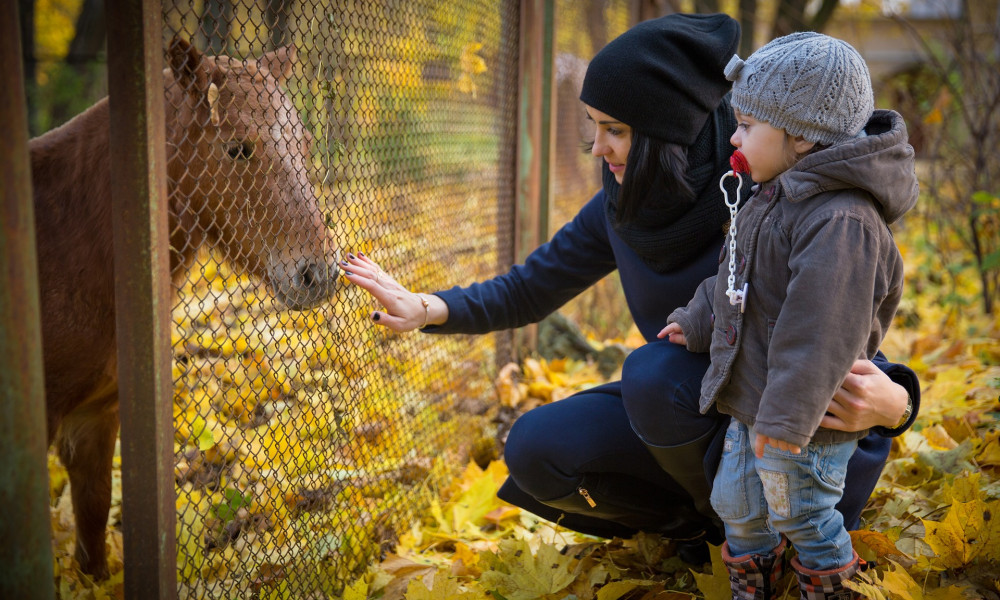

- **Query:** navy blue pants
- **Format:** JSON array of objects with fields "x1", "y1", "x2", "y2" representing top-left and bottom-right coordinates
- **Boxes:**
[{"x1": 498, "y1": 340, "x2": 892, "y2": 539}]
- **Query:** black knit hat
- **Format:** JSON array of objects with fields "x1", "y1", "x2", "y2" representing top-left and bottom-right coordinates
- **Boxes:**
[{"x1": 580, "y1": 13, "x2": 740, "y2": 146}]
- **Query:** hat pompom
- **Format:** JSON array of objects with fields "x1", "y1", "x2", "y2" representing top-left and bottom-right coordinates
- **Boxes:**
[{"x1": 724, "y1": 55, "x2": 745, "y2": 82}]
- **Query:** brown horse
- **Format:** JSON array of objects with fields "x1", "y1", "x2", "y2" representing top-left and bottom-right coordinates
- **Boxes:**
[{"x1": 29, "y1": 37, "x2": 339, "y2": 579}]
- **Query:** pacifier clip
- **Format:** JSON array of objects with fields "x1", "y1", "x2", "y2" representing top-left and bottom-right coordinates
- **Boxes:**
[{"x1": 720, "y1": 151, "x2": 749, "y2": 313}]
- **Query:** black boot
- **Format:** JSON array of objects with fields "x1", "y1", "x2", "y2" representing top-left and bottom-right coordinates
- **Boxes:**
[
  {"x1": 540, "y1": 473, "x2": 710, "y2": 540},
  {"x1": 642, "y1": 428, "x2": 725, "y2": 562},
  {"x1": 643, "y1": 429, "x2": 720, "y2": 523}
]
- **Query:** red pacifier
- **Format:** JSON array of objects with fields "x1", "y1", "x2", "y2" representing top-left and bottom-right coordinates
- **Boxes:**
[{"x1": 729, "y1": 150, "x2": 750, "y2": 175}]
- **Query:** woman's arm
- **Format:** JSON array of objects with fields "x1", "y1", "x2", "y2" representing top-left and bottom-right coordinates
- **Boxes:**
[
  {"x1": 343, "y1": 191, "x2": 617, "y2": 335},
  {"x1": 820, "y1": 355, "x2": 919, "y2": 436}
]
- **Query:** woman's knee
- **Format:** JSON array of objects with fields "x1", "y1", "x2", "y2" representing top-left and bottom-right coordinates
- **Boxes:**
[
  {"x1": 621, "y1": 341, "x2": 712, "y2": 445},
  {"x1": 503, "y1": 406, "x2": 553, "y2": 478}
]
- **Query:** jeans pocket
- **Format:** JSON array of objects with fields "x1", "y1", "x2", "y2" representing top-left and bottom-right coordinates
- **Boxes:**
[
  {"x1": 816, "y1": 440, "x2": 854, "y2": 489},
  {"x1": 710, "y1": 422, "x2": 750, "y2": 520}
]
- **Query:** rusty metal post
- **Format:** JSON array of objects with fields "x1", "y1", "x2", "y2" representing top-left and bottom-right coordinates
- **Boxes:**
[
  {"x1": 515, "y1": 0, "x2": 556, "y2": 354},
  {"x1": 105, "y1": 0, "x2": 176, "y2": 598},
  {"x1": 0, "y1": 1, "x2": 57, "y2": 598}
]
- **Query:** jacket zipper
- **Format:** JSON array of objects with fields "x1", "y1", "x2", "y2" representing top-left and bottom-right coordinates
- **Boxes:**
[{"x1": 577, "y1": 486, "x2": 596, "y2": 508}]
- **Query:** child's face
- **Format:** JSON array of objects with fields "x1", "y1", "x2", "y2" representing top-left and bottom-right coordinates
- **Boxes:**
[
  {"x1": 730, "y1": 108, "x2": 813, "y2": 183},
  {"x1": 585, "y1": 104, "x2": 632, "y2": 184}
]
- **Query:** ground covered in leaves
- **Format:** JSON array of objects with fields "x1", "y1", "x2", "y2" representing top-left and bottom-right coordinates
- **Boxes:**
[{"x1": 342, "y1": 238, "x2": 1000, "y2": 599}]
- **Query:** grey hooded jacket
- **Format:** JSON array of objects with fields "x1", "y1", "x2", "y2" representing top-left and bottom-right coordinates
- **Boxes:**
[{"x1": 668, "y1": 109, "x2": 918, "y2": 448}]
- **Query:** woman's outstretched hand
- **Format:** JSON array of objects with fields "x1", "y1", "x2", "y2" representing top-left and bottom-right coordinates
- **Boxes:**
[
  {"x1": 341, "y1": 252, "x2": 446, "y2": 332},
  {"x1": 822, "y1": 359, "x2": 909, "y2": 431}
]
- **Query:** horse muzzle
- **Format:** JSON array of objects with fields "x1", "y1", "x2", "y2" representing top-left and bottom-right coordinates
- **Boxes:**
[{"x1": 270, "y1": 255, "x2": 340, "y2": 310}]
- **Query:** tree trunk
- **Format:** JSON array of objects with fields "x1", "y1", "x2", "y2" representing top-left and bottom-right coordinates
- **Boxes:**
[
  {"x1": 738, "y1": 0, "x2": 756, "y2": 56},
  {"x1": 66, "y1": 0, "x2": 106, "y2": 67},
  {"x1": 809, "y1": 0, "x2": 840, "y2": 31},
  {"x1": 18, "y1": 0, "x2": 36, "y2": 135},
  {"x1": 266, "y1": 0, "x2": 291, "y2": 50},
  {"x1": 586, "y1": 0, "x2": 609, "y2": 52},
  {"x1": 771, "y1": 0, "x2": 808, "y2": 38},
  {"x1": 693, "y1": 0, "x2": 720, "y2": 13},
  {"x1": 199, "y1": 0, "x2": 232, "y2": 56}
]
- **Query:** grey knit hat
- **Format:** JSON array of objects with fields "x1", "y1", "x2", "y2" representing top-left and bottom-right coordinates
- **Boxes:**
[{"x1": 724, "y1": 32, "x2": 874, "y2": 145}]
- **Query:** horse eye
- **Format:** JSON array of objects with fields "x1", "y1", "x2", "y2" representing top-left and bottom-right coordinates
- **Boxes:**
[{"x1": 224, "y1": 140, "x2": 254, "y2": 160}]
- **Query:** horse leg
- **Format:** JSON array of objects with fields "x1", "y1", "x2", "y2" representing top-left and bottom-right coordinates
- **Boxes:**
[{"x1": 56, "y1": 394, "x2": 119, "y2": 580}]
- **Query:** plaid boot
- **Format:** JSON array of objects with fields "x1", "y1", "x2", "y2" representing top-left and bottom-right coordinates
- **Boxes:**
[
  {"x1": 791, "y1": 551, "x2": 860, "y2": 600},
  {"x1": 721, "y1": 538, "x2": 788, "y2": 600}
]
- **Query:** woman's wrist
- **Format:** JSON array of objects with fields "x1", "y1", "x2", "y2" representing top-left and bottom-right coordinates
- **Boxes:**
[
  {"x1": 416, "y1": 294, "x2": 431, "y2": 329},
  {"x1": 415, "y1": 293, "x2": 447, "y2": 329},
  {"x1": 880, "y1": 380, "x2": 911, "y2": 430},
  {"x1": 890, "y1": 393, "x2": 913, "y2": 430}
]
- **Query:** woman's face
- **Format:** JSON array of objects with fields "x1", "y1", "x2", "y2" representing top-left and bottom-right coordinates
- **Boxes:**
[{"x1": 585, "y1": 104, "x2": 632, "y2": 184}]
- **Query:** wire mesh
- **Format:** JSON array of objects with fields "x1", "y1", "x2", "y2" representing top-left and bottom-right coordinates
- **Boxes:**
[
  {"x1": 550, "y1": 0, "x2": 635, "y2": 341},
  {"x1": 161, "y1": 1, "x2": 519, "y2": 597}
]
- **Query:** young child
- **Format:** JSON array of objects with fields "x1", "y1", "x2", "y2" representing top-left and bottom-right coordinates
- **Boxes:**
[{"x1": 659, "y1": 32, "x2": 918, "y2": 599}]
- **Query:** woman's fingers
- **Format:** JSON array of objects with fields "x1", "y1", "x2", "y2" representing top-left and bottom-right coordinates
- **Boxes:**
[
  {"x1": 370, "y1": 310, "x2": 409, "y2": 332},
  {"x1": 342, "y1": 252, "x2": 425, "y2": 332}
]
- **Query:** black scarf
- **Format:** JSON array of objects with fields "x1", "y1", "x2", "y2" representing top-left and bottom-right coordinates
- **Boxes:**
[{"x1": 603, "y1": 102, "x2": 746, "y2": 273}]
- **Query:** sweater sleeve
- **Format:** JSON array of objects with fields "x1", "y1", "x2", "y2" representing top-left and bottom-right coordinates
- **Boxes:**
[
  {"x1": 870, "y1": 351, "x2": 921, "y2": 438},
  {"x1": 425, "y1": 191, "x2": 617, "y2": 335}
]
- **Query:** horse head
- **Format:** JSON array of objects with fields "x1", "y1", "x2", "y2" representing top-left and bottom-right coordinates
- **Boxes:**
[{"x1": 165, "y1": 37, "x2": 338, "y2": 310}]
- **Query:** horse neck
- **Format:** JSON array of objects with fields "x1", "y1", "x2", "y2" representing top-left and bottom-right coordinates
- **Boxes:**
[{"x1": 30, "y1": 100, "x2": 116, "y2": 268}]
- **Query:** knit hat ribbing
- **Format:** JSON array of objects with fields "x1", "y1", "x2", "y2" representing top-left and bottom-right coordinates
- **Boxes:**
[
  {"x1": 725, "y1": 32, "x2": 874, "y2": 145},
  {"x1": 580, "y1": 13, "x2": 740, "y2": 146}
]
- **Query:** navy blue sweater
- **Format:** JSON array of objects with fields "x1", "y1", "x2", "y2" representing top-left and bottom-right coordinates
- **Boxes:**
[{"x1": 431, "y1": 189, "x2": 722, "y2": 342}]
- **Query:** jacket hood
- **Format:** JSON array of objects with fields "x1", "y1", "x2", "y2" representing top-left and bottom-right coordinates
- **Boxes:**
[{"x1": 779, "y1": 109, "x2": 918, "y2": 225}]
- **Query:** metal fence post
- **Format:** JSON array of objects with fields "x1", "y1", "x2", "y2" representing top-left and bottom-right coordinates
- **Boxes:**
[
  {"x1": 105, "y1": 0, "x2": 176, "y2": 597},
  {"x1": 515, "y1": 0, "x2": 556, "y2": 354},
  {"x1": 0, "y1": 1, "x2": 57, "y2": 597}
]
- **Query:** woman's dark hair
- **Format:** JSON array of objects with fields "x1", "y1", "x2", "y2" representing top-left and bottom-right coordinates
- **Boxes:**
[{"x1": 616, "y1": 130, "x2": 692, "y2": 223}]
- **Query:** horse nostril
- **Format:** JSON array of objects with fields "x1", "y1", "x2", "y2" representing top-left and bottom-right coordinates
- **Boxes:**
[
  {"x1": 296, "y1": 262, "x2": 338, "y2": 290},
  {"x1": 298, "y1": 263, "x2": 318, "y2": 289}
]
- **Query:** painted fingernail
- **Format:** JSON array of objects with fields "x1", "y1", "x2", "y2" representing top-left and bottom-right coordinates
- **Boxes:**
[
  {"x1": 358, "y1": 252, "x2": 366, "y2": 258},
  {"x1": 348, "y1": 253, "x2": 356, "y2": 260},
  {"x1": 344, "y1": 271, "x2": 354, "y2": 276},
  {"x1": 372, "y1": 312, "x2": 380, "y2": 321},
  {"x1": 340, "y1": 260, "x2": 349, "y2": 267}
]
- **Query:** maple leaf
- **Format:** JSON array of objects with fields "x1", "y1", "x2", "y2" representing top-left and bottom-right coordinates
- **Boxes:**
[
  {"x1": 478, "y1": 538, "x2": 576, "y2": 600},
  {"x1": 405, "y1": 573, "x2": 481, "y2": 599},
  {"x1": 850, "y1": 529, "x2": 911, "y2": 565},
  {"x1": 690, "y1": 543, "x2": 731, "y2": 600},
  {"x1": 920, "y1": 499, "x2": 1000, "y2": 569}
]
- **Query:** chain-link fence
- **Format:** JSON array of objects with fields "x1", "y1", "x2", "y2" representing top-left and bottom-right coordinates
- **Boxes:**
[
  {"x1": 549, "y1": 0, "x2": 634, "y2": 342},
  {"x1": 159, "y1": 1, "x2": 518, "y2": 597}
]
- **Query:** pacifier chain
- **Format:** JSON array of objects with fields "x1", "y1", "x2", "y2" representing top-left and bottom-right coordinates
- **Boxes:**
[{"x1": 720, "y1": 151, "x2": 748, "y2": 313}]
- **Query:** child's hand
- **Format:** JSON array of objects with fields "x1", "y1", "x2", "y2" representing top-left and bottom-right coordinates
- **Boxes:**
[
  {"x1": 754, "y1": 434, "x2": 802, "y2": 458},
  {"x1": 657, "y1": 322, "x2": 687, "y2": 345}
]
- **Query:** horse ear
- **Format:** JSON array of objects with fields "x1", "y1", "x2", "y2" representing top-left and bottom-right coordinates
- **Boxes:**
[
  {"x1": 168, "y1": 36, "x2": 209, "y2": 94},
  {"x1": 260, "y1": 45, "x2": 296, "y2": 85}
]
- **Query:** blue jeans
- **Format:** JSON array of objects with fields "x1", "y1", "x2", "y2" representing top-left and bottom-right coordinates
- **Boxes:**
[{"x1": 710, "y1": 420, "x2": 857, "y2": 571}]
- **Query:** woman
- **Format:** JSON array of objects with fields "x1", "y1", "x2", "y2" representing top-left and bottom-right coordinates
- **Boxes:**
[{"x1": 343, "y1": 13, "x2": 919, "y2": 562}]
